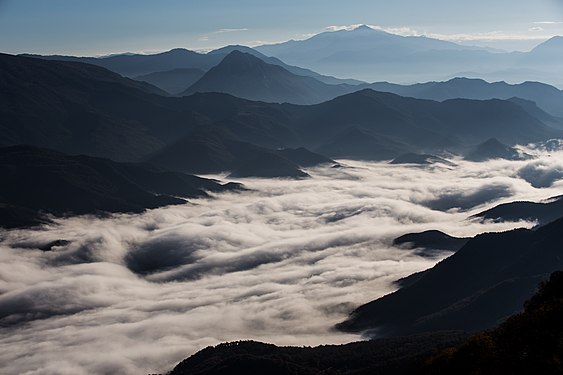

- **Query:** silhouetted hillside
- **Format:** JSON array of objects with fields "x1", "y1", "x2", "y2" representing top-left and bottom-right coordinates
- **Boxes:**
[
  {"x1": 339, "y1": 216, "x2": 563, "y2": 336},
  {"x1": 0, "y1": 145, "x2": 239, "y2": 228},
  {"x1": 422, "y1": 271, "x2": 563, "y2": 374},
  {"x1": 0, "y1": 53, "x2": 186, "y2": 161},
  {"x1": 473, "y1": 195, "x2": 563, "y2": 225}
]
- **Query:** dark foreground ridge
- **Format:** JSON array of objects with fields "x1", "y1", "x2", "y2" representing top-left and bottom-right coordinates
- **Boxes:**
[
  {"x1": 165, "y1": 270, "x2": 563, "y2": 374},
  {"x1": 421, "y1": 271, "x2": 563, "y2": 374},
  {"x1": 0, "y1": 145, "x2": 242, "y2": 228},
  {"x1": 168, "y1": 332, "x2": 467, "y2": 375},
  {"x1": 338, "y1": 214, "x2": 563, "y2": 336}
]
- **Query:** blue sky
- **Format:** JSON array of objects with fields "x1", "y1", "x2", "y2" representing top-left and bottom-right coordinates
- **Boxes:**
[{"x1": 1, "y1": 0, "x2": 563, "y2": 55}]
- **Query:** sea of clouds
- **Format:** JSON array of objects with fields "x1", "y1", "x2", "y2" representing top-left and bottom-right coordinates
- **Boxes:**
[{"x1": 1, "y1": 150, "x2": 563, "y2": 375}]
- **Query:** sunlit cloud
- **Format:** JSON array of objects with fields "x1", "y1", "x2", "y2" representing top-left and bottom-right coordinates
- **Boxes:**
[
  {"x1": 214, "y1": 28, "x2": 250, "y2": 34},
  {"x1": 533, "y1": 21, "x2": 563, "y2": 25}
]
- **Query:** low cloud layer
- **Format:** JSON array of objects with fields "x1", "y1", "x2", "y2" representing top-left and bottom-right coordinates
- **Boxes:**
[{"x1": 1, "y1": 150, "x2": 562, "y2": 374}]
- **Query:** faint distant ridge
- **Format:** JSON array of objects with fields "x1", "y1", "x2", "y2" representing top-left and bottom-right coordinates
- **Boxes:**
[
  {"x1": 22, "y1": 48, "x2": 214, "y2": 77},
  {"x1": 528, "y1": 35, "x2": 563, "y2": 58},
  {"x1": 255, "y1": 26, "x2": 563, "y2": 87}
]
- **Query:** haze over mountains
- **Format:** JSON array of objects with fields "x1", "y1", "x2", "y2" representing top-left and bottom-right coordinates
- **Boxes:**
[
  {"x1": 3, "y1": 18, "x2": 563, "y2": 375},
  {"x1": 256, "y1": 25, "x2": 563, "y2": 87},
  {"x1": 5, "y1": 52, "x2": 560, "y2": 171}
]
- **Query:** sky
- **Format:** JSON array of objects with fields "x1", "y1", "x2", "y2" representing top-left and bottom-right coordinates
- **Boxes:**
[{"x1": 1, "y1": 0, "x2": 563, "y2": 56}]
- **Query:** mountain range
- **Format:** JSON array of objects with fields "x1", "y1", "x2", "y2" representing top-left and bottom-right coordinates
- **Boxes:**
[
  {"x1": 2, "y1": 53, "x2": 561, "y2": 169},
  {"x1": 22, "y1": 27, "x2": 563, "y2": 107}
]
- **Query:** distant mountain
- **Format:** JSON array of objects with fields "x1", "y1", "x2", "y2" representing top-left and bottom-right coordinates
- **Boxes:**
[
  {"x1": 254, "y1": 26, "x2": 563, "y2": 87},
  {"x1": 255, "y1": 25, "x2": 514, "y2": 83},
  {"x1": 338, "y1": 215, "x2": 563, "y2": 337},
  {"x1": 181, "y1": 51, "x2": 354, "y2": 104},
  {"x1": 473, "y1": 195, "x2": 563, "y2": 225},
  {"x1": 464, "y1": 138, "x2": 531, "y2": 162},
  {"x1": 390, "y1": 153, "x2": 455, "y2": 166},
  {"x1": 0, "y1": 145, "x2": 240, "y2": 228},
  {"x1": 369, "y1": 77, "x2": 563, "y2": 118},
  {"x1": 207, "y1": 45, "x2": 363, "y2": 86},
  {"x1": 525, "y1": 36, "x2": 563, "y2": 63},
  {"x1": 135, "y1": 68, "x2": 205, "y2": 95}
]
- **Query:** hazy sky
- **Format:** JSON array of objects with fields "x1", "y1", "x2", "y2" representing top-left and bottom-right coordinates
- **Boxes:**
[{"x1": 1, "y1": 0, "x2": 563, "y2": 55}]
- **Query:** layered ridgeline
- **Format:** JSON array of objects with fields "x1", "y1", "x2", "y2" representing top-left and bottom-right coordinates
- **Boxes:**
[
  {"x1": 23, "y1": 45, "x2": 359, "y2": 95},
  {"x1": 3, "y1": 54, "x2": 560, "y2": 167},
  {"x1": 24, "y1": 46, "x2": 563, "y2": 120},
  {"x1": 369, "y1": 77, "x2": 563, "y2": 119}
]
